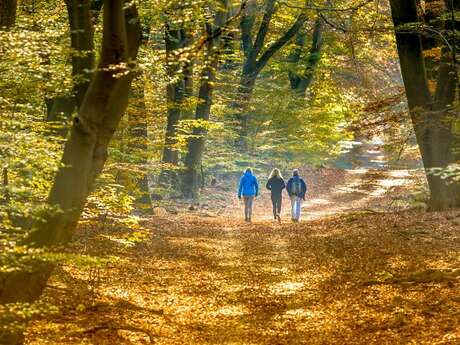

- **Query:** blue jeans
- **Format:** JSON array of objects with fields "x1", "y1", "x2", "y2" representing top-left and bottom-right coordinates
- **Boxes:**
[
  {"x1": 243, "y1": 196, "x2": 254, "y2": 221},
  {"x1": 290, "y1": 196, "x2": 302, "y2": 221}
]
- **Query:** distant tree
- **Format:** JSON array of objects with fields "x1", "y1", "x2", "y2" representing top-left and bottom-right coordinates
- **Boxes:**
[
  {"x1": 182, "y1": 0, "x2": 235, "y2": 198},
  {"x1": 234, "y1": 0, "x2": 308, "y2": 147},
  {"x1": 287, "y1": 15, "x2": 324, "y2": 96},
  {"x1": 0, "y1": 0, "x2": 17, "y2": 29}
]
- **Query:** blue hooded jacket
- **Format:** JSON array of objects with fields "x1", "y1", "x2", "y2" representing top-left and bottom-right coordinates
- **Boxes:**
[{"x1": 238, "y1": 171, "x2": 259, "y2": 197}]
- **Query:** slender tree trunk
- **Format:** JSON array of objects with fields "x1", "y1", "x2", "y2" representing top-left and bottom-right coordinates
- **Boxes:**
[
  {"x1": 182, "y1": 33, "x2": 219, "y2": 198},
  {"x1": 390, "y1": 0, "x2": 460, "y2": 210},
  {"x1": 288, "y1": 16, "x2": 324, "y2": 96},
  {"x1": 233, "y1": 67, "x2": 258, "y2": 147},
  {"x1": 182, "y1": 1, "x2": 232, "y2": 198},
  {"x1": 0, "y1": 2, "x2": 141, "y2": 343},
  {"x1": 162, "y1": 26, "x2": 188, "y2": 166},
  {"x1": 127, "y1": 76, "x2": 151, "y2": 208},
  {"x1": 0, "y1": 0, "x2": 17, "y2": 29},
  {"x1": 46, "y1": 0, "x2": 96, "y2": 134},
  {"x1": 235, "y1": 1, "x2": 308, "y2": 148}
]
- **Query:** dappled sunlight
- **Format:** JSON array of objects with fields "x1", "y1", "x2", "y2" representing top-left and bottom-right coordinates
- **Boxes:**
[
  {"x1": 211, "y1": 305, "x2": 249, "y2": 317},
  {"x1": 269, "y1": 281, "x2": 304, "y2": 296},
  {"x1": 27, "y1": 208, "x2": 460, "y2": 344}
]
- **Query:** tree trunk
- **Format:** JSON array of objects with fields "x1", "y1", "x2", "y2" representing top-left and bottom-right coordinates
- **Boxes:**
[
  {"x1": 0, "y1": 2, "x2": 141, "y2": 343},
  {"x1": 288, "y1": 16, "x2": 324, "y2": 96},
  {"x1": 182, "y1": 1, "x2": 231, "y2": 198},
  {"x1": 127, "y1": 76, "x2": 151, "y2": 209},
  {"x1": 162, "y1": 26, "x2": 188, "y2": 166},
  {"x1": 0, "y1": 0, "x2": 17, "y2": 29},
  {"x1": 235, "y1": 2, "x2": 308, "y2": 148},
  {"x1": 233, "y1": 67, "x2": 258, "y2": 148},
  {"x1": 46, "y1": 0, "x2": 96, "y2": 135},
  {"x1": 389, "y1": 0, "x2": 460, "y2": 210}
]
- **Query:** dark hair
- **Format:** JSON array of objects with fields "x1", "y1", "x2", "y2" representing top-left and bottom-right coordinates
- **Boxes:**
[
  {"x1": 245, "y1": 167, "x2": 253, "y2": 174},
  {"x1": 293, "y1": 169, "x2": 299, "y2": 176}
]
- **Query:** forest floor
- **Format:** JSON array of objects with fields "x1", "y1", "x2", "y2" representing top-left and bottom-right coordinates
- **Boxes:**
[{"x1": 25, "y1": 161, "x2": 460, "y2": 344}]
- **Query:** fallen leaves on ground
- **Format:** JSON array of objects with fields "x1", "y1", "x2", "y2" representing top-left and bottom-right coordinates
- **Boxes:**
[{"x1": 25, "y1": 208, "x2": 460, "y2": 344}]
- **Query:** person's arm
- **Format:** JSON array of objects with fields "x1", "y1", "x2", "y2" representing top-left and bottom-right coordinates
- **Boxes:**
[
  {"x1": 281, "y1": 178, "x2": 286, "y2": 190},
  {"x1": 254, "y1": 177, "x2": 259, "y2": 197},
  {"x1": 286, "y1": 178, "x2": 292, "y2": 196},
  {"x1": 301, "y1": 179, "x2": 307, "y2": 199},
  {"x1": 238, "y1": 177, "x2": 243, "y2": 199},
  {"x1": 266, "y1": 179, "x2": 271, "y2": 190}
]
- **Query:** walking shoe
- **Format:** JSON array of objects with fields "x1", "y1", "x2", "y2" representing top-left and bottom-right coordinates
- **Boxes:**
[{"x1": 276, "y1": 214, "x2": 281, "y2": 223}]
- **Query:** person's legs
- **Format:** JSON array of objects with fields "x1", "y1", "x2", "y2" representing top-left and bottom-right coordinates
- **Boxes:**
[
  {"x1": 294, "y1": 196, "x2": 302, "y2": 221},
  {"x1": 277, "y1": 196, "x2": 282, "y2": 215},
  {"x1": 271, "y1": 195, "x2": 277, "y2": 219},
  {"x1": 248, "y1": 196, "x2": 254, "y2": 221},
  {"x1": 290, "y1": 196, "x2": 296, "y2": 221},
  {"x1": 244, "y1": 196, "x2": 254, "y2": 221},
  {"x1": 243, "y1": 196, "x2": 249, "y2": 221}
]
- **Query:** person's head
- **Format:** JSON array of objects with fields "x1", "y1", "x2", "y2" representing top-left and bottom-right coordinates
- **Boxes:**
[
  {"x1": 269, "y1": 168, "x2": 283, "y2": 179},
  {"x1": 245, "y1": 167, "x2": 253, "y2": 175},
  {"x1": 293, "y1": 169, "x2": 299, "y2": 177}
]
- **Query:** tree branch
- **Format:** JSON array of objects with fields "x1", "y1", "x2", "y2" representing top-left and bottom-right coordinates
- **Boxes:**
[
  {"x1": 255, "y1": 12, "x2": 308, "y2": 72},
  {"x1": 280, "y1": 0, "x2": 374, "y2": 12},
  {"x1": 252, "y1": 0, "x2": 277, "y2": 58}
]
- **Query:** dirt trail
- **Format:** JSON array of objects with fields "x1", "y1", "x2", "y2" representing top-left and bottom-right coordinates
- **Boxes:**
[
  {"x1": 221, "y1": 168, "x2": 416, "y2": 222},
  {"x1": 26, "y1": 146, "x2": 460, "y2": 344}
]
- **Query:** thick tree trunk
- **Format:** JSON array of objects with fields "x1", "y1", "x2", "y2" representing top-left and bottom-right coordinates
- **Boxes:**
[
  {"x1": 0, "y1": 0, "x2": 17, "y2": 29},
  {"x1": 390, "y1": 0, "x2": 460, "y2": 210},
  {"x1": 0, "y1": 2, "x2": 141, "y2": 343}
]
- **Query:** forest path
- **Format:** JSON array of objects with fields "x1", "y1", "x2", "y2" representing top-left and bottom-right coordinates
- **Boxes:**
[
  {"x1": 222, "y1": 167, "x2": 419, "y2": 223},
  {"x1": 27, "y1": 164, "x2": 460, "y2": 344}
]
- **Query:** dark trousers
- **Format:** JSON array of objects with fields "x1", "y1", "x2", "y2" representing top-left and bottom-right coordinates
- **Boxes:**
[{"x1": 271, "y1": 194, "x2": 282, "y2": 217}]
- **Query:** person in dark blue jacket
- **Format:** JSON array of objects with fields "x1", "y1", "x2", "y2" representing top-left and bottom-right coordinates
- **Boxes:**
[
  {"x1": 286, "y1": 169, "x2": 307, "y2": 222},
  {"x1": 238, "y1": 168, "x2": 259, "y2": 222},
  {"x1": 266, "y1": 168, "x2": 285, "y2": 222}
]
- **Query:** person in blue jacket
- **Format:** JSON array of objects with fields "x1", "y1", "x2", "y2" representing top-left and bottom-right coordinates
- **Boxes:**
[
  {"x1": 286, "y1": 169, "x2": 307, "y2": 222},
  {"x1": 238, "y1": 167, "x2": 259, "y2": 222}
]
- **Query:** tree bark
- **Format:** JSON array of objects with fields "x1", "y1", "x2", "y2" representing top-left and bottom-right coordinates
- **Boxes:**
[
  {"x1": 0, "y1": 0, "x2": 17, "y2": 29},
  {"x1": 288, "y1": 16, "x2": 324, "y2": 96},
  {"x1": 46, "y1": 0, "x2": 97, "y2": 135},
  {"x1": 127, "y1": 76, "x2": 151, "y2": 208},
  {"x1": 162, "y1": 25, "x2": 188, "y2": 166},
  {"x1": 0, "y1": 2, "x2": 141, "y2": 343},
  {"x1": 389, "y1": 0, "x2": 460, "y2": 210},
  {"x1": 182, "y1": 2, "x2": 230, "y2": 198}
]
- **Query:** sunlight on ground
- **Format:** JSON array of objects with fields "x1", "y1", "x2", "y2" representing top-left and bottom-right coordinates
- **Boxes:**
[
  {"x1": 269, "y1": 281, "x2": 304, "y2": 296},
  {"x1": 211, "y1": 305, "x2": 248, "y2": 317}
]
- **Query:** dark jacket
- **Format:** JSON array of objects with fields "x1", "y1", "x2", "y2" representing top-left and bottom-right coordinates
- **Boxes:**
[
  {"x1": 266, "y1": 177, "x2": 285, "y2": 196},
  {"x1": 286, "y1": 176, "x2": 307, "y2": 199},
  {"x1": 238, "y1": 171, "x2": 259, "y2": 197}
]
